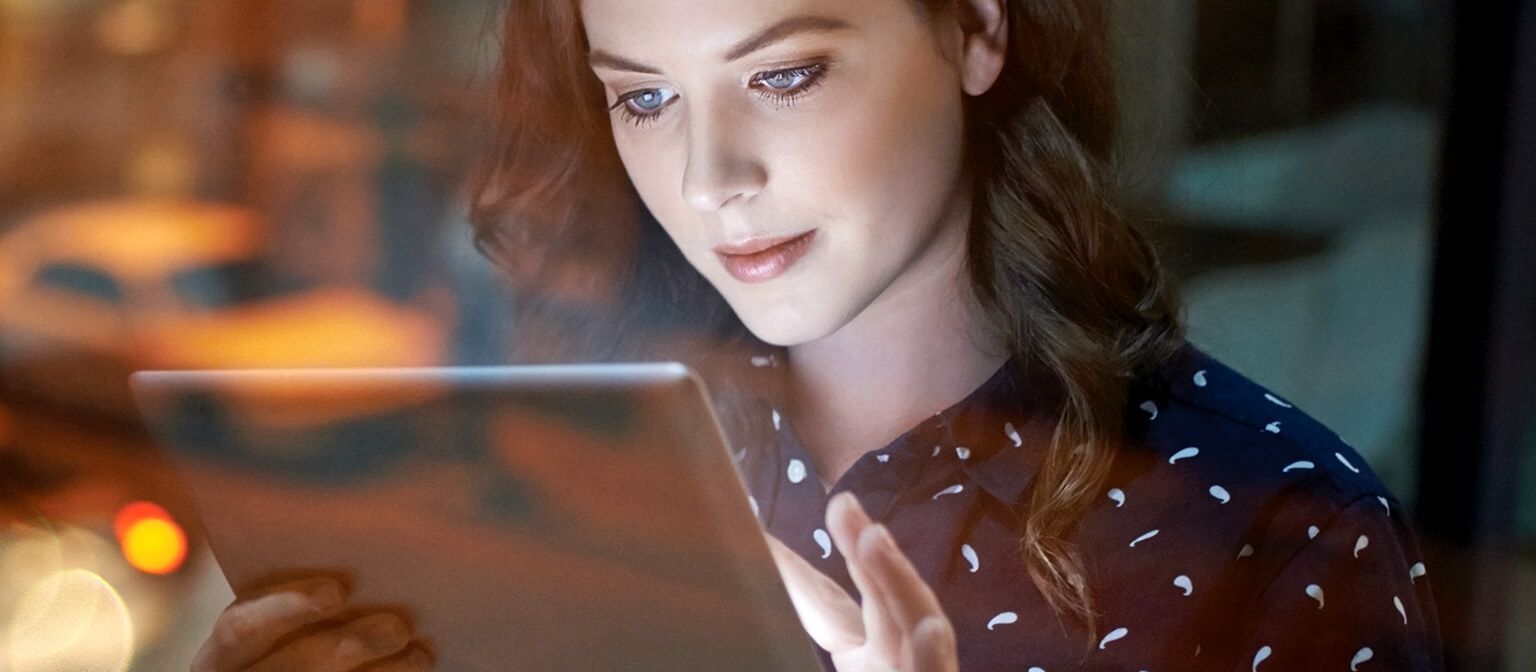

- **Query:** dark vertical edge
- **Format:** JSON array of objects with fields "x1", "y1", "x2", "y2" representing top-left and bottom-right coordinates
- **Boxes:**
[{"x1": 1415, "y1": 0, "x2": 1536, "y2": 670}]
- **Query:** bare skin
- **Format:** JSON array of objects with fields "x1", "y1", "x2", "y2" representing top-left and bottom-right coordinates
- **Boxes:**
[
  {"x1": 195, "y1": 0, "x2": 1009, "y2": 667},
  {"x1": 581, "y1": 0, "x2": 1011, "y2": 489},
  {"x1": 581, "y1": 0, "x2": 1010, "y2": 668},
  {"x1": 784, "y1": 214, "x2": 1008, "y2": 491},
  {"x1": 770, "y1": 492, "x2": 961, "y2": 671},
  {"x1": 192, "y1": 577, "x2": 431, "y2": 671}
]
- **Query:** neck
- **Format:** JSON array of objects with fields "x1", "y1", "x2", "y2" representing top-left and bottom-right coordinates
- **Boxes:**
[{"x1": 786, "y1": 213, "x2": 1008, "y2": 491}]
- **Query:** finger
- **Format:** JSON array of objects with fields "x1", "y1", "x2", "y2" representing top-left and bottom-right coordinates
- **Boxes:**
[
  {"x1": 859, "y1": 521, "x2": 948, "y2": 635},
  {"x1": 357, "y1": 644, "x2": 435, "y2": 672},
  {"x1": 193, "y1": 577, "x2": 348, "y2": 671},
  {"x1": 244, "y1": 611, "x2": 413, "y2": 672},
  {"x1": 905, "y1": 615, "x2": 959, "y2": 672},
  {"x1": 826, "y1": 492, "x2": 902, "y2": 661},
  {"x1": 765, "y1": 534, "x2": 865, "y2": 653}
]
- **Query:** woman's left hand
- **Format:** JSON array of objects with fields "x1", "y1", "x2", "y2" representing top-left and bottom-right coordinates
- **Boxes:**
[{"x1": 766, "y1": 492, "x2": 959, "y2": 672}]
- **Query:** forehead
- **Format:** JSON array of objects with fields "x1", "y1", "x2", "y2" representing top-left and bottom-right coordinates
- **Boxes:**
[{"x1": 579, "y1": 0, "x2": 881, "y2": 60}]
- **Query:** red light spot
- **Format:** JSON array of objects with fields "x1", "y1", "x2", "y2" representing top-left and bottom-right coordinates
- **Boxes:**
[{"x1": 114, "y1": 501, "x2": 186, "y2": 574}]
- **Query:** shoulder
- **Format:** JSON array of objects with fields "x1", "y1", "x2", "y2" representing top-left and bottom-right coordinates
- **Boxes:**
[
  {"x1": 1119, "y1": 341, "x2": 1402, "y2": 518},
  {"x1": 1069, "y1": 345, "x2": 1443, "y2": 669}
]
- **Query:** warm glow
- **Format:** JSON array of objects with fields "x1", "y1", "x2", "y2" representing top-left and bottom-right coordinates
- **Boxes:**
[
  {"x1": 113, "y1": 501, "x2": 187, "y2": 575},
  {"x1": 6, "y1": 569, "x2": 135, "y2": 672},
  {"x1": 353, "y1": 0, "x2": 408, "y2": 43},
  {"x1": 112, "y1": 500, "x2": 166, "y2": 539}
]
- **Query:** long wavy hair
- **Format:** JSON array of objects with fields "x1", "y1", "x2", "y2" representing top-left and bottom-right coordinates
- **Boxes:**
[{"x1": 470, "y1": 0, "x2": 1185, "y2": 649}]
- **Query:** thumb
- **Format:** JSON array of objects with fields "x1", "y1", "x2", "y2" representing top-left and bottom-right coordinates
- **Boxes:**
[{"x1": 765, "y1": 534, "x2": 866, "y2": 653}]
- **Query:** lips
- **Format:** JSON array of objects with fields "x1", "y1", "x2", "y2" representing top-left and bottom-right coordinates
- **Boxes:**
[{"x1": 712, "y1": 230, "x2": 818, "y2": 284}]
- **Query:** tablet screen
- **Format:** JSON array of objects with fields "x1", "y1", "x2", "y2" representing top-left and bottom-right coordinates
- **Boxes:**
[{"x1": 133, "y1": 365, "x2": 821, "y2": 672}]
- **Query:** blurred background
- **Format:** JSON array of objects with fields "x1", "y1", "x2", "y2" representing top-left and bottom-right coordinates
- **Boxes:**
[{"x1": 0, "y1": 0, "x2": 1529, "y2": 670}]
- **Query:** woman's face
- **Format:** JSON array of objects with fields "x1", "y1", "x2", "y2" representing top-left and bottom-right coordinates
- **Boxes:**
[{"x1": 581, "y1": 0, "x2": 978, "y2": 346}]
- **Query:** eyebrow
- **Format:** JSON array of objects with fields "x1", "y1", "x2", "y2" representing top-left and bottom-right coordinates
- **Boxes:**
[
  {"x1": 586, "y1": 51, "x2": 664, "y2": 75},
  {"x1": 722, "y1": 15, "x2": 852, "y2": 61},
  {"x1": 587, "y1": 14, "x2": 854, "y2": 74}
]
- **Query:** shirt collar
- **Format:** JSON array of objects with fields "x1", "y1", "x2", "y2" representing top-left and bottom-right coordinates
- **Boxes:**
[
  {"x1": 733, "y1": 343, "x2": 1066, "y2": 509},
  {"x1": 944, "y1": 354, "x2": 1062, "y2": 506}
]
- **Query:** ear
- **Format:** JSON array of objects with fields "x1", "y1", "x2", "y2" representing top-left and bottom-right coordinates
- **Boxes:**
[{"x1": 955, "y1": 0, "x2": 1008, "y2": 96}]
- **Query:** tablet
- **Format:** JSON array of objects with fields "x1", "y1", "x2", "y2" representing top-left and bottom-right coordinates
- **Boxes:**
[{"x1": 131, "y1": 364, "x2": 821, "y2": 672}]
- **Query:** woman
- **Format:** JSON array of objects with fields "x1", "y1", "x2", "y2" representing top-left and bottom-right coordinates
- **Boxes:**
[{"x1": 193, "y1": 0, "x2": 1445, "y2": 670}]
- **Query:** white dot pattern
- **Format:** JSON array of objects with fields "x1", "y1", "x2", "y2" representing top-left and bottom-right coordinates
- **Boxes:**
[{"x1": 738, "y1": 344, "x2": 1443, "y2": 671}]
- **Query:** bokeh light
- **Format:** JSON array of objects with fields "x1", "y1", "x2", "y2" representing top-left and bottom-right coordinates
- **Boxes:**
[
  {"x1": 113, "y1": 501, "x2": 187, "y2": 575},
  {"x1": 5, "y1": 568, "x2": 135, "y2": 672}
]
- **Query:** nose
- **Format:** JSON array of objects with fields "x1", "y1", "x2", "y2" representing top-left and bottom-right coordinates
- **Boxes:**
[{"x1": 679, "y1": 100, "x2": 766, "y2": 212}]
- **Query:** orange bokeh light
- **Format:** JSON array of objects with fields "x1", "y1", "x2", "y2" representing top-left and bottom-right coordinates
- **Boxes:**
[{"x1": 113, "y1": 501, "x2": 187, "y2": 575}]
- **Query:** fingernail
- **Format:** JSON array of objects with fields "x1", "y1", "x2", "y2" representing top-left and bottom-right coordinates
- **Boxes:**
[
  {"x1": 832, "y1": 491, "x2": 864, "y2": 516},
  {"x1": 850, "y1": 496, "x2": 867, "y2": 516},
  {"x1": 309, "y1": 580, "x2": 344, "y2": 609},
  {"x1": 364, "y1": 615, "x2": 408, "y2": 651}
]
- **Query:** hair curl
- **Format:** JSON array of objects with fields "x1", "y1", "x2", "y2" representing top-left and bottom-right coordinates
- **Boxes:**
[{"x1": 471, "y1": 0, "x2": 1185, "y2": 650}]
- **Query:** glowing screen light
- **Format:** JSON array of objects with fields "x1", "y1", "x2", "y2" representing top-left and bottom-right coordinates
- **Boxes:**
[{"x1": 112, "y1": 501, "x2": 187, "y2": 575}]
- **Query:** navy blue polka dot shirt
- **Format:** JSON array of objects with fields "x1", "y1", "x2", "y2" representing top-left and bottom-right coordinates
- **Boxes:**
[{"x1": 735, "y1": 342, "x2": 1445, "y2": 671}]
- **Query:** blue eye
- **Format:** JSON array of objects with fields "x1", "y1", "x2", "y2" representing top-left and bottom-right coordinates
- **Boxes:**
[
  {"x1": 610, "y1": 86, "x2": 678, "y2": 128},
  {"x1": 629, "y1": 89, "x2": 670, "y2": 112},
  {"x1": 757, "y1": 69, "x2": 810, "y2": 91},
  {"x1": 748, "y1": 63, "x2": 829, "y2": 108},
  {"x1": 608, "y1": 61, "x2": 831, "y2": 128}
]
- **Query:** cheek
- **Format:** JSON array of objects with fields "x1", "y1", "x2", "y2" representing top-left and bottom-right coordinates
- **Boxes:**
[
  {"x1": 613, "y1": 129, "x2": 670, "y2": 205},
  {"x1": 773, "y1": 62, "x2": 965, "y2": 244},
  {"x1": 612, "y1": 130, "x2": 699, "y2": 240}
]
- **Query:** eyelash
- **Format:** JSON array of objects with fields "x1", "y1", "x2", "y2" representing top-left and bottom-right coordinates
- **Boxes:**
[{"x1": 609, "y1": 62, "x2": 832, "y2": 128}]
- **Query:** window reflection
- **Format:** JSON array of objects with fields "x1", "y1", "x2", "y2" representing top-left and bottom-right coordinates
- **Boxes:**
[{"x1": 0, "y1": 0, "x2": 1523, "y2": 669}]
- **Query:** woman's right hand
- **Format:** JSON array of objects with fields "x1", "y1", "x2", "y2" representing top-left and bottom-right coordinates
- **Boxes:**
[
  {"x1": 192, "y1": 576, "x2": 433, "y2": 672},
  {"x1": 766, "y1": 493, "x2": 958, "y2": 672}
]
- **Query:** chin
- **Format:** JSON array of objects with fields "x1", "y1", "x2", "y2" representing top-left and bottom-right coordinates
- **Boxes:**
[{"x1": 729, "y1": 298, "x2": 847, "y2": 347}]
